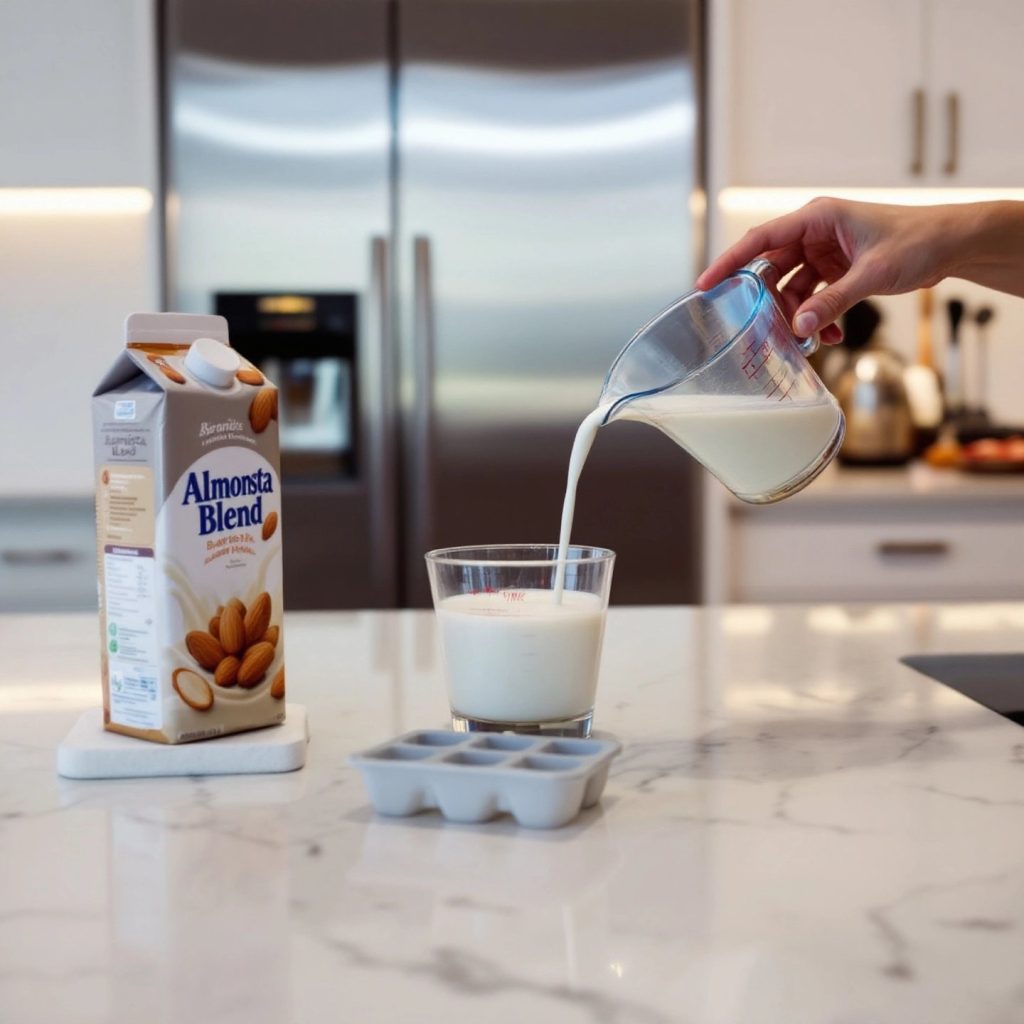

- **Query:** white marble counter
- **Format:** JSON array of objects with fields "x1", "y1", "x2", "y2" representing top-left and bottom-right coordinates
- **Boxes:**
[{"x1": 2, "y1": 605, "x2": 1024, "y2": 1024}]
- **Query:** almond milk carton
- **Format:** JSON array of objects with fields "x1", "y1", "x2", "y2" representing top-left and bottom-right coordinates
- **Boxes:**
[{"x1": 92, "y1": 313, "x2": 286, "y2": 743}]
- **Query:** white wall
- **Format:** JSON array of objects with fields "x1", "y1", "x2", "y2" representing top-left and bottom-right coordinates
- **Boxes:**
[{"x1": 0, "y1": 0, "x2": 159, "y2": 496}]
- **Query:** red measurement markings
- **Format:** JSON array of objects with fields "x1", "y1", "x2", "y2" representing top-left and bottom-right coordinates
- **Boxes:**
[
  {"x1": 741, "y1": 338, "x2": 770, "y2": 370},
  {"x1": 763, "y1": 369, "x2": 784, "y2": 399},
  {"x1": 743, "y1": 341, "x2": 773, "y2": 378},
  {"x1": 502, "y1": 590, "x2": 526, "y2": 602},
  {"x1": 777, "y1": 378, "x2": 796, "y2": 401},
  {"x1": 467, "y1": 586, "x2": 498, "y2": 595}
]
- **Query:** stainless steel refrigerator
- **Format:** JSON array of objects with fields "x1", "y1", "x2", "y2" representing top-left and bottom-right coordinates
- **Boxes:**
[{"x1": 163, "y1": 0, "x2": 703, "y2": 609}]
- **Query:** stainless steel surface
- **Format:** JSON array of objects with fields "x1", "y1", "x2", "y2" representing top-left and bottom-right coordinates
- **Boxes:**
[
  {"x1": 835, "y1": 349, "x2": 916, "y2": 465},
  {"x1": 164, "y1": 0, "x2": 392, "y2": 609},
  {"x1": 943, "y1": 90, "x2": 960, "y2": 175},
  {"x1": 398, "y1": 0, "x2": 701, "y2": 606},
  {"x1": 405, "y1": 236, "x2": 436, "y2": 604},
  {"x1": 366, "y1": 236, "x2": 400, "y2": 606},
  {"x1": 911, "y1": 87, "x2": 925, "y2": 175},
  {"x1": 165, "y1": 0, "x2": 702, "y2": 608}
]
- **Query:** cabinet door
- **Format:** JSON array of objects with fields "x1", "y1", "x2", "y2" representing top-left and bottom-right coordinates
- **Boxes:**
[
  {"x1": 728, "y1": 0, "x2": 924, "y2": 185},
  {"x1": 926, "y1": 0, "x2": 1024, "y2": 185},
  {"x1": 0, "y1": 0, "x2": 156, "y2": 187}
]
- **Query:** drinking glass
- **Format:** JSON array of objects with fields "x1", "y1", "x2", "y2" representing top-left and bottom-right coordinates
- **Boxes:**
[{"x1": 425, "y1": 544, "x2": 615, "y2": 737}]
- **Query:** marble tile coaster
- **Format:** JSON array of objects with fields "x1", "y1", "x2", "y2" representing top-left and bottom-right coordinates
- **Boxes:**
[{"x1": 56, "y1": 705, "x2": 308, "y2": 779}]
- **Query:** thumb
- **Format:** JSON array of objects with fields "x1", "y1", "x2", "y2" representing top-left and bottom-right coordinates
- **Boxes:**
[{"x1": 793, "y1": 264, "x2": 876, "y2": 336}]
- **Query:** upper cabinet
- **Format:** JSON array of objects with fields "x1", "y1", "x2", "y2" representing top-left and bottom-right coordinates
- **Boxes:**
[
  {"x1": 925, "y1": 0, "x2": 1024, "y2": 185},
  {"x1": 721, "y1": 0, "x2": 1024, "y2": 187},
  {"x1": 0, "y1": 0, "x2": 157, "y2": 187}
]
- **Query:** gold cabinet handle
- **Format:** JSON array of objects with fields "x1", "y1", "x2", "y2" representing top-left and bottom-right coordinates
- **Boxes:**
[
  {"x1": 943, "y1": 92, "x2": 960, "y2": 175},
  {"x1": 876, "y1": 540, "x2": 950, "y2": 558},
  {"x1": 911, "y1": 88, "x2": 926, "y2": 176}
]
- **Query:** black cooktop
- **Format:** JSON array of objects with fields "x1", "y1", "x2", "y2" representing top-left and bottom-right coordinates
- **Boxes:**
[{"x1": 902, "y1": 653, "x2": 1024, "y2": 726}]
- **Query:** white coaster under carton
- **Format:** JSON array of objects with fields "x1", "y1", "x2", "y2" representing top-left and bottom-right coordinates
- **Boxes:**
[{"x1": 57, "y1": 704, "x2": 308, "y2": 779}]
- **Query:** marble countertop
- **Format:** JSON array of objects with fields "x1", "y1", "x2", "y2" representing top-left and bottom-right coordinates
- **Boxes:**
[
  {"x1": 729, "y1": 461, "x2": 1024, "y2": 512},
  {"x1": 2, "y1": 605, "x2": 1024, "y2": 1024}
]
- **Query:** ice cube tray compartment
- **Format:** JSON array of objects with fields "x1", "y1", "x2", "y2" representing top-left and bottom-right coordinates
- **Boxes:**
[{"x1": 349, "y1": 730, "x2": 621, "y2": 829}]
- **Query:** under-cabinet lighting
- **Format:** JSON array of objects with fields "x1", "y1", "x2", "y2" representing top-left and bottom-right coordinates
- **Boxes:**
[
  {"x1": 806, "y1": 606, "x2": 901, "y2": 635},
  {"x1": 0, "y1": 187, "x2": 153, "y2": 215},
  {"x1": 719, "y1": 187, "x2": 1024, "y2": 214}
]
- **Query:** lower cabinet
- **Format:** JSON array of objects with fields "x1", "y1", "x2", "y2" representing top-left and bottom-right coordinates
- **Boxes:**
[
  {"x1": 730, "y1": 499, "x2": 1024, "y2": 603},
  {"x1": 0, "y1": 499, "x2": 96, "y2": 613}
]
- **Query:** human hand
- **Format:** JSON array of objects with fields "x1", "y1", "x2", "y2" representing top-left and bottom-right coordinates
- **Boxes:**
[{"x1": 696, "y1": 198, "x2": 962, "y2": 344}]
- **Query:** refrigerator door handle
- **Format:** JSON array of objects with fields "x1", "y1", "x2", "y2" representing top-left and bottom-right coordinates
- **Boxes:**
[
  {"x1": 411, "y1": 235, "x2": 436, "y2": 561},
  {"x1": 366, "y1": 235, "x2": 399, "y2": 604}
]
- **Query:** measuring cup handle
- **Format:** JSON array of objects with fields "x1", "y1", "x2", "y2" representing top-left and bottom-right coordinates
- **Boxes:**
[{"x1": 745, "y1": 258, "x2": 821, "y2": 358}]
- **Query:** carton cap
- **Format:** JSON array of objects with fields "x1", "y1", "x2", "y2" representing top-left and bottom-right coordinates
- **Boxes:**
[{"x1": 185, "y1": 336, "x2": 240, "y2": 388}]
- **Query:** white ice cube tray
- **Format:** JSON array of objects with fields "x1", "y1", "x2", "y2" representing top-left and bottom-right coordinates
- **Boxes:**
[{"x1": 349, "y1": 730, "x2": 621, "y2": 829}]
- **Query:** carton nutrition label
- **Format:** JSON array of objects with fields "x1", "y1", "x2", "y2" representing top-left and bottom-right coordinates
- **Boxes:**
[{"x1": 104, "y1": 545, "x2": 160, "y2": 730}]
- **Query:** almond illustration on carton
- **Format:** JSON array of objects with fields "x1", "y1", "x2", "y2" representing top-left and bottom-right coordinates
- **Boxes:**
[
  {"x1": 236, "y1": 367, "x2": 264, "y2": 386},
  {"x1": 173, "y1": 668, "x2": 214, "y2": 711},
  {"x1": 263, "y1": 625, "x2": 279, "y2": 648},
  {"x1": 208, "y1": 613, "x2": 221, "y2": 639},
  {"x1": 261, "y1": 511, "x2": 278, "y2": 541},
  {"x1": 214, "y1": 656, "x2": 240, "y2": 688},
  {"x1": 147, "y1": 354, "x2": 186, "y2": 385},
  {"x1": 237, "y1": 641, "x2": 275, "y2": 688},
  {"x1": 249, "y1": 388, "x2": 276, "y2": 433},
  {"x1": 219, "y1": 604, "x2": 245, "y2": 655},
  {"x1": 186, "y1": 630, "x2": 225, "y2": 671},
  {"x1": 227, "y1": 597, "x2": 246, "y2": 618},
  {"x1": 270, "y1": 667, "x2": 285, "y2": 700},
  {"x1": 244, "y1": 592, "x2": 272, "y2": 647}
]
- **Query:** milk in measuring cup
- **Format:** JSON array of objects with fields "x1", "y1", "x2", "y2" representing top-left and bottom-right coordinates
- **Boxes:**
[
  {"x1": 553, "y1": 392, "x2": 841, "y2": 594},
  {"x1": 438, "y1": 589, "x2": 605, "y2": 722},
  {"x1": 617, "y1": 393, "x2": 842, "y2": 499}
]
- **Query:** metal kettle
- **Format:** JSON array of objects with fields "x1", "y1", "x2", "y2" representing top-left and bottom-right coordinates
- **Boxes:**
[{"x1": 831, "y1": 302, "x2": 916, "y2": 465}]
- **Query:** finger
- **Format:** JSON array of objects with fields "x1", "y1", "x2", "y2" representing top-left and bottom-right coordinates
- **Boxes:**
[
  {"x1": 777, "y1": 264, "x2": 820, "y2": 321},
  {"x1": 760, "y1": 243, "x2": 807, "y2": 279},
  {"x1": 819, "y1": 323, "x2": 844, "y2": 345},
  {"x1": 793, "y1": 261, "x2": 879, "y2": 336},
  {"x1": 695, "y1": 210, "x2": 811, "y2": 290}
]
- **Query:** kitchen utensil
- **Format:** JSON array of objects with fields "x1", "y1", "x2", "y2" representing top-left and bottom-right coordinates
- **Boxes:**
[
  {"x1": 349, "y1": 729, "x2": 621, "y2": 828},
  {"x1": 903, "y1": 288, "x2": 944, "y2": 450},
  {"x1": 425, "y1": 545, "x2": 615, "y2": 737},
  {"x1": 972, "y1": 305, "x2": 994, "y2": 417},
  {"x1": 597, "y1": 258, "x2": 845, "y2": 504},
  {"x1": 833, "y1": 301, "x2": 915, "y2": 465},
  {"x1": 945, "y1": 298, "x2": 965, "y2": 414}
]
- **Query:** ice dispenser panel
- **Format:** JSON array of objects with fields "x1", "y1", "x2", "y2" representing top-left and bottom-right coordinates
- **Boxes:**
[{"x1": 215, "y1": 293, "x2": 357, "y2": 480}]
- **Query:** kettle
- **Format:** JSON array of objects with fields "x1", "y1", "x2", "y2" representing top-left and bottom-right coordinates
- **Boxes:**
[{"x1": 833, "y1": 302, "x2": 916, "y2": 465}]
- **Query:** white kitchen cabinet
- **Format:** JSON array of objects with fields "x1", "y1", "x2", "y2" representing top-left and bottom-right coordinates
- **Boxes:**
[
  {"x1": 0, "y1": 0, "x2": 159, "y2": 497},
  {"x1": 925, "y1": 0, "x2": 1024, "y2": 186},
  {"x1": 727, "y1": 468, "x2": 1024, "y2": 603},
  {"x1": 0, "y1": 0, "x2": 157, "y2": 187},
  {"x1": 722, "y1": 0, "x2": 1024, "y2": 187},
  {"x1": 725, "y1": 0, "x2": 924, "y2": 186}
]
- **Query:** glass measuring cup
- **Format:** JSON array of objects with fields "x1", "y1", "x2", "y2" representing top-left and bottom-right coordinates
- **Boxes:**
[{"x1": 600, "y1": 258, "x2": 845, "y2": 504}]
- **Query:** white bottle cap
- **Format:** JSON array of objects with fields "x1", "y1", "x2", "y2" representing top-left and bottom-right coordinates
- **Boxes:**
[{"x1": 184, "y1": 336, "x2": 240, "y2": 389}]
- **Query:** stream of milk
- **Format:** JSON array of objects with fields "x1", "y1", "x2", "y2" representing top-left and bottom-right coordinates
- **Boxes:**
[{"x1": 552, "y1": 394, "x2": 841, "y2": 599}]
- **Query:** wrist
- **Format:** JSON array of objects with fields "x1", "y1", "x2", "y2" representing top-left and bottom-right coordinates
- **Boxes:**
[{"x1": 948, "y1": 201, "x2": 1024, "y2": 280}]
